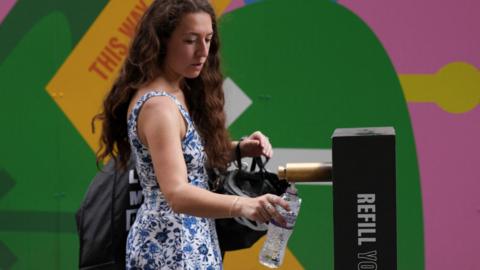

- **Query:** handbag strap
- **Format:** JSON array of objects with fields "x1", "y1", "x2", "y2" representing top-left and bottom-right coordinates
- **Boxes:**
[
  {"x1": 235, "y1": 137, "x2": 245, "y2": 169},
  {"x1": 249, "y1": 156, "x2": 269, "y2": 172}
]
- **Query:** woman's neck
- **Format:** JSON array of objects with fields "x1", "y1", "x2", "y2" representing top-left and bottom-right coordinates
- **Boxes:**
[
  {"x1": 158, "y1": 66, "x2": 183, "y2": 92},
  {"x1": 142, "y1": 76, "x2": 181, "y2": 94}
]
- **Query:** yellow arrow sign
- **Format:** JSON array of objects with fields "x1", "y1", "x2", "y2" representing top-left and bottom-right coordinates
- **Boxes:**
[
  {"x1": 46, "y1": 0, "x2": 152, "y2": 152},
  {"x1": 224, "y1": 236, "x2": 304, "y2": 269},
  {"x1": 400, "y1": 62, "x2": 480, "y2": 114}
]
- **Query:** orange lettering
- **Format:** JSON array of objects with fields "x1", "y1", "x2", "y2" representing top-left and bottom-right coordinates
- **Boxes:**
[
  {"x1": 109, "y1": 37, "x2": 128, "y2": 56},
  {"x1": 118, "y1": 0, "x2": 149, "y2": 38},
  {"x1": 97, "y1": 51, "x2": 118, "y2": 72},
  {"x1": 88, "y1": 61, "x2": 108, "y2": 80},
  {"x1": 118, "y1": 17, "x2": 137, "y2": 38}
]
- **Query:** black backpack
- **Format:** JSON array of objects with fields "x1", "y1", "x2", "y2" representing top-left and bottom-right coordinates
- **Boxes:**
[{"x1": 75, "y1": 158, "x2": 142, "y2": 270}]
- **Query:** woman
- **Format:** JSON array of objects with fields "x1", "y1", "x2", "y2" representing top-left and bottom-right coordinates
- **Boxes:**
[{"x1": 94, "y1": 0, "x2": 289, "y2": 269}]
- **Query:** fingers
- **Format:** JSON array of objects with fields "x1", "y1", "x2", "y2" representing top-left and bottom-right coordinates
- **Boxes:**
[
  {"x1": 245, "y1": 194, "x2": 291, "y2": 225},
  {"x1": 261, "y1": 136, "x2": 272, "y2": 158},
  {"x1": 258, "y1": 202, "x2": 272, "y2": 223},
  {"x1": 262, "y1": 200, "x2": 286, "y2": 226},
  {"x1": 245, "y1": 197, "x2": 271, "y2": 224},
  {"x1": 267, "y1": 194, "x2": 291, "y2": 212},
  {"x1": 248, "y1": 131, "x2": 273, "y2": 158},
  {"x1": 262, "y1": 194, "x2": 291, "y2": 226}
]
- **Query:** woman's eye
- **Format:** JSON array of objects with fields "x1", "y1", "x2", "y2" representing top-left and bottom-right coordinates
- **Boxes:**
[
  {"x1": 205, "y1": 39, "x2": 212, "y2": 43},
  {"x1": 185, "y1": 39, "x2": 196, "y2": 44}
]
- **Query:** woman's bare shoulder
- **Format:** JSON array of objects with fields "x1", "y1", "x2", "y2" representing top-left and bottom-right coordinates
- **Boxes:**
[{"x1": 139, "y1": 95, "x2": 180, "y2": 126}]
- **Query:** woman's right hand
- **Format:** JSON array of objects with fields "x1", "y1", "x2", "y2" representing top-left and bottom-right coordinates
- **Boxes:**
[{"x1": 234, "y1": 194, "x2": 291, "y2": 226}]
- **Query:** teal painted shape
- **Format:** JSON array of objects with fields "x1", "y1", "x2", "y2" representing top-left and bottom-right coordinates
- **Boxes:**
[
  {"x1": 0, "y1": 0, "x2": 108, "y2": 64},
  {"x1": 0, "y1": 11, "x2": 97, "y2": 269},
  {"x1": 220, "y1": 0, "x2": 423, "y2": 269}
]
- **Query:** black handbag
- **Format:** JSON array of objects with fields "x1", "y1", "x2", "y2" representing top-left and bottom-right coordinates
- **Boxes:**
[{"x1": 209, "y1": 150, "x2": 289, "y2": 253}]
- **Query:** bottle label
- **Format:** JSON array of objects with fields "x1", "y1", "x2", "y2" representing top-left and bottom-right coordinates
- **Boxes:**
[{"x1": 271, "y1": 212, "x2": 297, "y2": 229}]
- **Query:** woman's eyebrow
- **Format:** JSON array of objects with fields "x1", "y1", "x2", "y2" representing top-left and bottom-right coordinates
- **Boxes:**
[{"x1": 184, "y1": 31, "x2": 214, "y2": 37}]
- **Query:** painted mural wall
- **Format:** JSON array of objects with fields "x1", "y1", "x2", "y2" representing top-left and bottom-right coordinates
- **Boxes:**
[{"x1": 0, "y1": 0, "x2": 478, "y2": 269}]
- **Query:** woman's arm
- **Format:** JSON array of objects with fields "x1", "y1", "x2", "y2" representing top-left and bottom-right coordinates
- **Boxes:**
[{"x1": 137, "y1": 97, "x2": 288, "y2": 224}]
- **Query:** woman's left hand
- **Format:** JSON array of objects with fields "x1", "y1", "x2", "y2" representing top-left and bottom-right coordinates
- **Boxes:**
[{"x1": 239, "y1": 131, "x2": 273, "y2": 158}]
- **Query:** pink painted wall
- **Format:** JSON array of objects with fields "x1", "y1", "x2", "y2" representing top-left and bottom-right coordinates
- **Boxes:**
[
  {"x1": 339, "y1": 1, "x2": 480, "y2": 269},
  {"x1": 0, "y1": 0, "x2": 17, "y2": 24},
  {"x1": 408, "y1": 103, "x2": 480, "y2": 270},
  {"x1": 338, "y1": 0, "x2": 480, "y2": 73}
]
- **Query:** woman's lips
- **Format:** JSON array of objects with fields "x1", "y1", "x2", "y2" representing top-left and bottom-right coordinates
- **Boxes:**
[{"x1": 191, "y1": 63, "x2": 203, "y2": 69}]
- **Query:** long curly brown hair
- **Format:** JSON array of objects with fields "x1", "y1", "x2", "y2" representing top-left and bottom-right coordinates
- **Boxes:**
[{"x1": 93, "y1": 0, "x2": 231, "y2": 171}]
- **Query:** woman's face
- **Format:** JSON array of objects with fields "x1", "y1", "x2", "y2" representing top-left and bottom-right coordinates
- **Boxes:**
[{"x1": 163, "y1": 12, "x2": 213, "y2": 79}]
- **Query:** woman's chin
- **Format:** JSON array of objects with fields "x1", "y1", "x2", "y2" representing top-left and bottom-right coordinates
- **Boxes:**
[{"x1": 184, "y1": 71, "x2": 202, "y2": 79}]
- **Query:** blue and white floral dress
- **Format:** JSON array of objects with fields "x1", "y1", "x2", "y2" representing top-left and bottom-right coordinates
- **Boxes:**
[{"x1": 126, "y1": 91, "x2": 222, "y2": 270}]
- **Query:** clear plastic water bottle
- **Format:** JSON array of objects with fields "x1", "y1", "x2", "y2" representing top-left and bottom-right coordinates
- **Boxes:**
[{"x1": 259, "y1": 184, "x2": 302, "y2": 268}]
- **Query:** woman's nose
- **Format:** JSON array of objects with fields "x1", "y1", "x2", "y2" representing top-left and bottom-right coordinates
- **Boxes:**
[{"x1": 196, "y1": 40, "x2": 209, "y2": 57}]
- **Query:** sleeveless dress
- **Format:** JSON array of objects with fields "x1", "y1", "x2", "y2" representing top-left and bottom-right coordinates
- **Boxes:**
[{"x1": 125, "y1": 91, "x2": 222, "y2": 270}]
